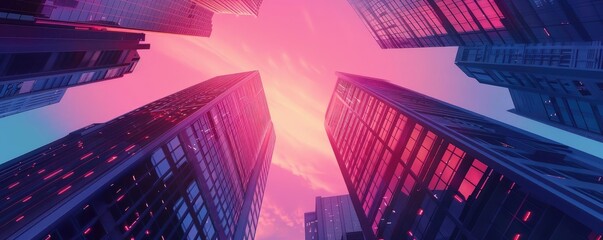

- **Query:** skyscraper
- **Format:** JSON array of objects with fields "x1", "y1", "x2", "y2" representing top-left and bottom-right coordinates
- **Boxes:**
[
  {"x1": 347, "y1": 0, "x2": 603, "y2": 49},
  {"x1": 0, "y1": 71, "x2": 275, "y2": 240},
  {"x1": 0, "y1": 0, "x2": 214, "y2": 36},
  {"x1": 456, "y1": 41, "x2": 603, "y2": 141},
  {"x1": 0, "y1": 89, "x2": 65, "y2": 118},
  {"x1": 304, "y1": 195, "x2": 364, "y2": 240},
  {"x1": 508, "y1": 89, "x2": 603, "y2": 142},
  {"x1": 325, "y1": 72, "x2": 603, "y2": 240},
  {"x1": 194, "y1": 0, "x2": 264, "y2": 16},
  {"x1": 0, "y1": 20, "x2": 149, "y2": 118},
  {"x1": 347, "y1": 0, "x2": 603, "y2": 140}
]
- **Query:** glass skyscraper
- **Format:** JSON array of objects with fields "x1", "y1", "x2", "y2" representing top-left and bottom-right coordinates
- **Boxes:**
[
  {"x1": 0, "y1": 71, "x2": 275, "y2": 240},
  {"x1": 0, "y1": 20, "x2": 148, "y2": 118},
  {"x1": 347, "y1": 0, "x2": 603, "y2": 141},
  {"x1": 456, "y1": 42, "x2": 603, "y2": 141},
  {"x1": 304, "y1": 195, "x2": 364, "y2": 240},
  {"x1": 325, "y1": 72, "x2": 602, "y2": 240},
  {"x1": 0, "y1": 0, "x2": 214, "y2": 36},
  {"x1": 0, "y1": 89, "x2": 65, "y2": 118},
  {"x1": 347, "y1": 0, "x2": 603, "y2": 48},
  {"x1": 194, "y1": 0, "x2": 264, "y2": 16}
]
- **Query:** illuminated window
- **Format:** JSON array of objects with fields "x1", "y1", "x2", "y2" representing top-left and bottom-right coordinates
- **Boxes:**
[
  {"x1": 459, "y1": 159, "x2": 489, "y2": 199},
  {"x1": 410, "y1": 131, "x2": 436, "y2": 175},
  {"x1": 428, "y1": 144, "x2": 465, "y2": 192},
  {"x1": 401, "y1": 124, "x2": 423, "y2": 164},
  {"x1": 387, "y1": 114, "x2": 408, "y2": 150}
]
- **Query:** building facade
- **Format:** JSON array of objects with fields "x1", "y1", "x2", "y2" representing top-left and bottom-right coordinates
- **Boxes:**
[
  {"x1": 0, "y1": 89, "x2": 65, "y2": 118},
  {"x1": 347, "y1": 0, "x2": 603, "y2": 49},
  {"x1": 508, "y1": 89, "x2": 603, "y2": 142},
  {"x1": 194, "y1": 0, "x2": 263, "y2": 16},
  {"x1": 0, "y1": 20, "x2": 148, "y2": 118},
  {"x1": 325, "y1": 72, "x2": 603, "y2": 240},
  {"x1": 304, "y1": 195, "x2": 364, "y2": 240},
  {"x1": 0, "y1": 0, "x2": 214, "y2": 36},
  {"x1": 456, "y1": 42, "x2": 603, "y2": 141},
  {"x1": 347, "y1": 0, "x2": 603, "y2": 141},
  {"x1": 0, "y1": 71, "x2": 275, "y2": 240}
]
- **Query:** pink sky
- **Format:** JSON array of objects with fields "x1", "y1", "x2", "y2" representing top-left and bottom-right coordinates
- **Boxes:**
[{"x1": 1, "y1": 0, "x2": 602, "y2": 239}]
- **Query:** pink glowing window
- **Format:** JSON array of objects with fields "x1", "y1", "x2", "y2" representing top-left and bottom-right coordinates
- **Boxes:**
[
  {"x1": 410, "y1": 130, "x2": 435, "y2": 175},
  {"x1": 459, "y1": 159, "x2": 488, "y2": 199},
  {"x1": 428, "y1": 143, "x2": 463, "y2": 192}
]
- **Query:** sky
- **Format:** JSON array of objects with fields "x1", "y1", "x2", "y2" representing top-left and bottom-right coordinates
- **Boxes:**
[{"x1": 1, "y1": 0, "x2": 602, "y2": 239}]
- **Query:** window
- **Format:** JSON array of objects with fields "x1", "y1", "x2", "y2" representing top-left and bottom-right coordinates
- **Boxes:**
[
  {"x1": 203, "y1": 219, "x2": 216, "y2": 239},
  {"x1": 6, "y1": 52, "x2": 51, "y2": 75},
  {"x1": 96, "y1": 50, "x2": 122, "y2": 66},
  {"x1": 150, "y1": 149, "x2": 171, "y2": 180},
  {"x1": 459, "y1": 159, "x2": 488, "y2": 199},
  {"x1": 387, "y1": 114, "x2": 408, "y2": 150},
  {"x1": 77, "y1": 72, "x2": 95, "y2": 84},
  {"x1": 401, "y1": 124, "x2": 423, "y2": 164},
  {"x1": 187, "y1": 181, "x2": 200, "y2": 200},
  {"x1": 410, "y1": 131, "x2": 436, "y2": 175},
  {"x1": 168, "y1": 137, "x2": 186, "y2": 167},
  {"x1": 174, "y1": 197, "x2": 198, "y2": 240},
  {"x1": 428, "y1": 144, "x2": 465, "y2": 193},
  {"x1": 53, "y1": 51, "x2": 86, "y2": 70}
]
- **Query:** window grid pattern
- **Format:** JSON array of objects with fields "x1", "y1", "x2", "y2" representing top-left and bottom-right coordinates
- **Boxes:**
[
  {"x1": 0, "y1": 72, "x2": 273, "y2": 239},
  {"x1": 428, "y1": 144, "x2": 465, "y2": 194},
  {"x1": 42, "y1": 0, "x2": 214, "y2": 36},
  {"x1": 325, "y1": 75, "x2": 602, "y2": 239}
]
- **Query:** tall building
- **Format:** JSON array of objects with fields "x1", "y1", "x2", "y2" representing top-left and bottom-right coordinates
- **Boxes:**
[
  {"x1": 0, "y1": 20, "x2": 149, "y2": 118},
  {"x1": 347, "y1": 0, "x2": 603, "y2": 140},
  {"x1": 194, "y1": 0, "x2": 263, "y2": 16},
  {"x1": 0, "y1": 71, "x2": 275, "y2": 240},
  {"x1": 325, "y1": 72, "x2": 603, "y2": 240},
  {"x1": 456, "y1": 41, "x2": 603, "y2": 141},
  {"x1": 304, "y1": 195, "x2": 364, "y2": 240},
  {"x1": 0, "y1": 89, "x2": 65, "y2": 118},
  {"x1": 0, "y1": 0, "x2": 214, "y2": 36},
  {"x1": 347, "y1": 0, "x2": 603, "y2": 49},
  {"x1": 508, "y1": 89, "x2": 603, "y2": 142}
]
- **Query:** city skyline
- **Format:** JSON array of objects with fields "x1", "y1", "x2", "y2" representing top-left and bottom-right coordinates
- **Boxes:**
[{"x1": 1, "y1": 0, "x2": 602, "y2": 239}]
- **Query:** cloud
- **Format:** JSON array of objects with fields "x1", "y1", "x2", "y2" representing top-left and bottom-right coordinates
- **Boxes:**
[{"x1": 255, "y1": 196, "x2": 305, "y2": 239}]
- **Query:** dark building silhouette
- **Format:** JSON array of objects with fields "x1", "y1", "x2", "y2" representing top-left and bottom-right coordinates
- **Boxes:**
[
  {"x1": 0, "y1": 71, "x2": 275, "y2": 240},
  {"x1": 325, "y1": 72, "x2": 603, "y2": 240},
  {"x1": 304, "y1": 195, "x2": 364, "y2": 240},
  {"x1": 0, "y1": 20, "x2": 148, "y2": 118},
  {"x1": 0, "y1": 0, "x2": 214, "y2": 36}
]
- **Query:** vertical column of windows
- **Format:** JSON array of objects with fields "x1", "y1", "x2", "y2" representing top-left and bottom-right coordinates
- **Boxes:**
[{"x1": 410, "y1": 131, "x2": 437, "y2": 176}]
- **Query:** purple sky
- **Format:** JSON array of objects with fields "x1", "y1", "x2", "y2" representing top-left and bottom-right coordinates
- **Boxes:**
[{"x1": 0, "y1": 0, "x2": 602, "y2": 239}]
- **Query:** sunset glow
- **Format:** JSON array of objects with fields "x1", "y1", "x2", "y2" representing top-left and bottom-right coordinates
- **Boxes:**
[{"x1": 1, "y1": 0, "x2": 603, "y2": 239}]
